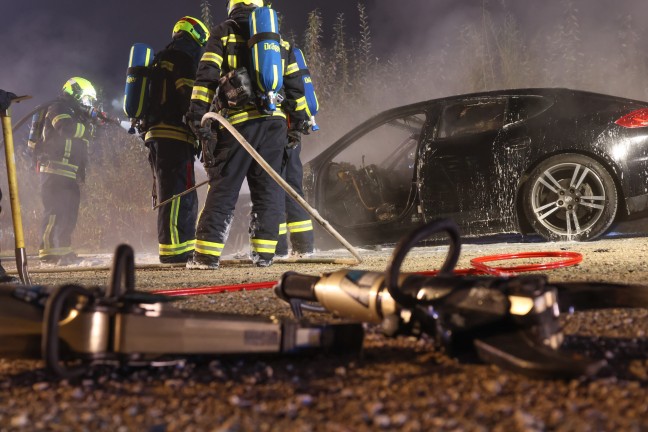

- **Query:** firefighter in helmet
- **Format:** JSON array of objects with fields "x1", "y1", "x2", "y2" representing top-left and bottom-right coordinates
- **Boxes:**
[
  {"x1": 37, "y1": 77, "x2": 97, "y2": 265},
  {"x1": 143, "y1": 16, "x2": 209, "y2": 264},
  {"x1": 186, "y1": 0, "x2": 310, "y2": 269}
]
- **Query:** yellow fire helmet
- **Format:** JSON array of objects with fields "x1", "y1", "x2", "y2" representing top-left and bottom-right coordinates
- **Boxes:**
[
  {"x1": 172, "y1": 16, "x2": 210, "y2": 46},
  {"x1": 226, "y1": 0, "x2": 265, "y2": 15},
  {"x1": 62, "y1": 77, "x2": 97, "y2": 107}
]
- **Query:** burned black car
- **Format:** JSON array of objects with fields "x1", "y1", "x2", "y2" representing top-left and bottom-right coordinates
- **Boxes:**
[{"x1": 303, "y1": 88, "x2": 648, "y2": 245}]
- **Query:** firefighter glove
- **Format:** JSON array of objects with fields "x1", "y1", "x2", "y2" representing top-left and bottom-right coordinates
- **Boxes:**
[
  {"x1": 295, "y1": 119, "x2": 311, "y2": 135},
  {"x1": 287, "y1": 129, "x2": 302, "y2": 149},
  {"x1": 0, "y1": 90, "x2": 16, "y2": 111},
  {"x1": 186, "y1": 111, "x2": 209, "y2": 138}
]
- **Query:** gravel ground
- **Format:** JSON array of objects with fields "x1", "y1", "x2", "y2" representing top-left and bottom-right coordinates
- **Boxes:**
[{"x1": 2, "y1": 235, "x2": 648, "y2": 431}]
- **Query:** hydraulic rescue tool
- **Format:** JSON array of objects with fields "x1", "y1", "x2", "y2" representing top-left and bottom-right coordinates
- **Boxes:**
[
  {"x1": 0, "y1": 92, "x2": 33, "y2": 284},
  {"x1": 0, "y1": 244, "x2": 363, "y2": 379},
  {"x1": 275, "y1": 218, "x2": 648, "y2": 379}
]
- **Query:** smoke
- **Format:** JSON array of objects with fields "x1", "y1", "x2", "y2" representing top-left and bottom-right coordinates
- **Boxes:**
[
  {"x1": 3, "y1": 1, "x2": 648, "y2": 255},
  {"x1": 302, "y1": 0, "x2": 648, "y2": 161}
]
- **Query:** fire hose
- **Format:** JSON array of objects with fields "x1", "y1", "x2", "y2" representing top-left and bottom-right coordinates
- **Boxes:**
[{"x1": 152, "y1": 250, "x2": 583, "y2": 297}]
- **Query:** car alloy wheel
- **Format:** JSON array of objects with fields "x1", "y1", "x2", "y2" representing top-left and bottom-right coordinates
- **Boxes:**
[{"x1": 523, "y1": 153, "x2": 618, "y2": 241}]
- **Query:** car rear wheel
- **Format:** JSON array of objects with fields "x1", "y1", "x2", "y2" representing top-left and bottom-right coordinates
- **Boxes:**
[{"x1": 522, "y1": 153, "x2": 618, "y2": 241}]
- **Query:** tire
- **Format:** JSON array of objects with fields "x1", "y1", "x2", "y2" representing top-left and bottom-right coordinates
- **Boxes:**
[{"x1": 522, "y1": 153, "x2": 618, "y2": 241}]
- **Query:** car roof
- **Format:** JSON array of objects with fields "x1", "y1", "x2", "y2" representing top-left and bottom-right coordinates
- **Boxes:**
[{"x1": 313, "y1": 88, "x2": 648, "y2": 164}]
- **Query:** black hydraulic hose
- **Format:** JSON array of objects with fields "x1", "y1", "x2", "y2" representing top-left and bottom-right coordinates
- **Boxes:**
[
  {"x1": 107, "y1": 244, "x2": 136, "y2": 298},
  {"x1": 42, "y1": 284, "x2": 94, "y2": 379},
  {"x1": 385, "y1": 218, "x2": 461, "y2": 309}
]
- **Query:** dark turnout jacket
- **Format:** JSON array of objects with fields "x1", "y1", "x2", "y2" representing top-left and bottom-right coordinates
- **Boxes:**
[
  {"x1": 189, "y1": 7, "x2": 309, "y2": 127},
  {"x1": 39, "y1": 95, "x2": 93, "y2": 181},
  {"x1": 144, "y1": 34, "x2": 201, "y2": 147}
]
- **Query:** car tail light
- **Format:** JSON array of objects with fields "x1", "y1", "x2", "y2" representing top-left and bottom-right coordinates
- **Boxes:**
[{"x1": 615, "y1": 108, "x2": 648, "y2": 128}]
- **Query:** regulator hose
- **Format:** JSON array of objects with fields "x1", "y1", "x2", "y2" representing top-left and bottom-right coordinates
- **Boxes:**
[{"x1": 385, "y1": 218, "x2": 461, "y2": 309}]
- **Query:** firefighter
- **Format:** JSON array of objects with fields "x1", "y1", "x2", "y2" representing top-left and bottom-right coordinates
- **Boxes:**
[
  {"x1": 36, "y1": 77, "x2": 97, "y2": 265},
  {"x1": 186, "y1": 0, "x2": 310, "y2": 269},
  {"x1": 143, "y1": 17, "x2": 209, "y2": 264},
  {"x1": 276, "y1": 128, "x2": 314, "y2": 258}
]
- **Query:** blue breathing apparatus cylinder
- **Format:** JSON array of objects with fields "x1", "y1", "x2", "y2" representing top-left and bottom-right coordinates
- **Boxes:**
[
  {"x1": 293, "y1": 48, "x2": 320, "y2": 132},
  {"x1": 249, "y1": 6, "x2": 283, "y2": 111},
  {"x1": 123, "y1": 43, "x2": 155, "y2": 132}
]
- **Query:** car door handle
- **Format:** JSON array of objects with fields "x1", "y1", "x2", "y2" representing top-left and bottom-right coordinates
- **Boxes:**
[{"x1": 503, "y1": 137, "x2": 531, "y2": 150}]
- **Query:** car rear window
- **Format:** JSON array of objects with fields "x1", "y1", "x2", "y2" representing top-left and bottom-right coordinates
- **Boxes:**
[
  {"x1": 437, "y1": 100, "x2": 506, "y2": 139},
  {"x1": 507, "y1": 95, "x2": 554, "y2": 124}
]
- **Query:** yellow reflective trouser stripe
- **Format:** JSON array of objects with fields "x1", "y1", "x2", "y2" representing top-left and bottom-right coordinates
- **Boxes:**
[
  {"x1": 74, "y1": 123, "x2": 85, "y2": 138},
  {"x1": 39, "y1": 247, "x2": 73, "y2": 258},
  {"x1": 159, "y1": 239, "x2": 196, "y2": 256},
  {"x1": 52, "y1": 114, "x2": 71, "y2": 127},
  {"x1": 227, "y1": 109, "x2": 287, "y2": 126},
  {"x1": 170, "y1": 197, "x2": 180, "y2": 244},
  {"x1": 288, "y1": 220, "x2": 313, "y2": 233},
  {"x1": 191, "y1": 86, "x2": 214, "y2": 104},
  {"x1": 42, "y1": 215, "x2": 55, "y2": 254},
  {"x1": 195, "y1": 239, "x2": 224, "y2": 257},
  {"x1": 286, "y1": 63, "x2": 299, "y2": 75},
  {"x1": 278, "y1": 223, "x2": 287, "y2": 235},
  {"x1": 176, "y1": 78, "x2": 195, "y2": 90},
  {"x1": 201, "y1": 52, "x2": 223, "y2": 67},
  {"x1": 281, "y1": 40, "x2": 290, "y2": 50},
  {"x1": 229, "y1": 55, "x2": 237, "y2": 69},
  {"x1": 251, "y1": 238, "x2": 278, "y2": 254}
]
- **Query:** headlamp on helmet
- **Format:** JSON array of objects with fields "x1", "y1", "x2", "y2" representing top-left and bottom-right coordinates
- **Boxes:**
[
  {"x1": 226, "y1": 0, "x2": 265, "y2": 15},
  {"x1": 172, "y1": 16, "x2": 210, "y2": 46},
  {"x1": 62, "y1": 77, "x2": 97, "y2": 108}
]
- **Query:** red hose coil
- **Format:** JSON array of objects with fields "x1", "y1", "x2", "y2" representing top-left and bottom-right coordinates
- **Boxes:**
[
  {"x1": 154, "y1": 251, "x2": 583, "y2": 297},
  {"x1": 470, "y1": 251, "x2": 583, "y2": 277}
]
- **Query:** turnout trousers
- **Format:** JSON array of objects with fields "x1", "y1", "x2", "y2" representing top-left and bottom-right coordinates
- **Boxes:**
[
  {"x1": 195, "y1": 118, "x2": 287, "y2": 263},
  {"x1": 147, "y1": 138, "x2": 198, "y2": 263},
  {"x1": 38, "y1": 173, "x2": 80, "y2": 261},
  {"x1": 276, "y1": 143, "x2": 314, "y2": 256}
]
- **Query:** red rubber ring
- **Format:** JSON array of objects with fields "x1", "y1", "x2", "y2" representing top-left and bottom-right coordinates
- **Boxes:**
[
  {"x1": 470, "y1": 251, "x2": 583, "y2": 276},
  {"x1": 155, "y1": 252, "x2": 583, "y2": 297}
]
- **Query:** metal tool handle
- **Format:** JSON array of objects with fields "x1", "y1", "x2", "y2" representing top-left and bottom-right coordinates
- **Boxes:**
[{"x1": 42, "y1": 284, "x2": 94, "y2": 379}]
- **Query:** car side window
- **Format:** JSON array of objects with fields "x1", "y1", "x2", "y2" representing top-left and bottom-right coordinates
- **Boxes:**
[
  {"x1": 507, "y1": 95, "x2": 554, "y2": 124},
  {"x1": 437, "y1": 100, "x2": 506, "y2": 139}
]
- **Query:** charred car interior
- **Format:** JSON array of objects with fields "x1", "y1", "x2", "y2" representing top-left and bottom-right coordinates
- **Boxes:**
[{"x1": 322, "y1": 113, "x2": 425, "y2": 228}]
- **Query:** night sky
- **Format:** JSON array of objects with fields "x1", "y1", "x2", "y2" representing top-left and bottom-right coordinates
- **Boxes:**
[
  {"x1": 1, "y1": 0, "x2": 387, "y2": 115},
  {"x1": 3, "y1": 0, "x2": 648, "y2": 120}
]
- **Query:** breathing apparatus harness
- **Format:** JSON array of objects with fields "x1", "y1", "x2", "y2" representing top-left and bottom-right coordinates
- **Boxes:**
[{"x1": 275, "y1": 218, "x2": 648, "y2": 379}]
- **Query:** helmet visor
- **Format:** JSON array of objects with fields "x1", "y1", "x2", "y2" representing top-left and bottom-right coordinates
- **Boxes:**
[{"x1": 80, "y1": 94, "x2": 96, "y2": 108}]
